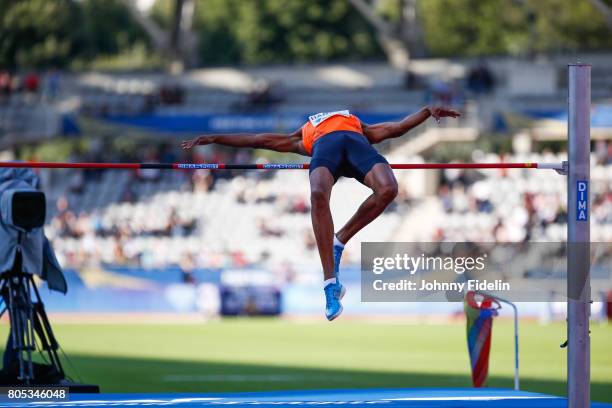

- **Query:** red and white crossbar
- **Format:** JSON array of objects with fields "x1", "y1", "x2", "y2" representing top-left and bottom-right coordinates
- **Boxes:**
[{"x1": 0, "y1": 162, "x2": 565, "y2": 170}]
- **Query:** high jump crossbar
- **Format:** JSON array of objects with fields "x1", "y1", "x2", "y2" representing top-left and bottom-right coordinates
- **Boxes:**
[{"x1": 0, "y1": 162, "x2": 565, "y2": 170}]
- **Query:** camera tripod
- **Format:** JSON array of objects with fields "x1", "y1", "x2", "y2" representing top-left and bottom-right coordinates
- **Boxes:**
[{"x1": 0, "y1": 251, "x2": 64, "y2": 385}]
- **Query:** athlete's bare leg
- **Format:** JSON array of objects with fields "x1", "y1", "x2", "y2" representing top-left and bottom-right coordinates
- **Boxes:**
[
  {"x1": 309, "y1": 167, "x2": 336, "y2": 281},
  {"x1": 335, "y1": 163, "x2": 398, "y2": 244}
]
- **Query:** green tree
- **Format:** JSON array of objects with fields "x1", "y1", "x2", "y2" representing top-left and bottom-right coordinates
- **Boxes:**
[
  {"x1": 419, "y1": 0, "x2": 529, "y2": 57},
  {"x1": 528, "y1": 0, "x2": 612, "y2": 53},
  {"x1": 80, "y1": 0, "x2": 150, "y2": 59},
  {"x1": 0, "y1": 0, "x2": 151, "y2": 69},
  {"x1": 0, "y1": 0, "x2": 85, "y2": 68},
  {"x1": 232, "y1": 0, "x2": 382, "y2": 64},
  {"x1": 153, "y1": 0, "x2": 383, "y2": 65},
  {"x1": 188, "y1": 0, "x2": 242, "y2": 65},
  {"x1": 419, "y1": 0, "x2": 612, "y2": 57}
]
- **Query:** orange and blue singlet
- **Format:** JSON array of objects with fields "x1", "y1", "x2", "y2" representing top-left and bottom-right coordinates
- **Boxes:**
[{"x1": 302, "y1": 110, "x2": 388, "y2": 183}]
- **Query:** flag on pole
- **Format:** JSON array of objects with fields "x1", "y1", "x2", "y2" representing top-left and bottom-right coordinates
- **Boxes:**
[{"x1": 464, "y1": 291, "x2": 500, "y2": 387}]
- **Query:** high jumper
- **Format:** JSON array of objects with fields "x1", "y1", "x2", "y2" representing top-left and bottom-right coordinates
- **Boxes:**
[{"x1": 181, "y1": 106, "x2": 461, "y2": 320}]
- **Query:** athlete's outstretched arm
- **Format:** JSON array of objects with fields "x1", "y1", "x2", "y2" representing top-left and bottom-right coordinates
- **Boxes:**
[
  {"x1": 181, "y1": 129, "x2": 308, "y2": 155},
  {"x1": 362, "y1": 105, "x2": 461, "y2": 144}
]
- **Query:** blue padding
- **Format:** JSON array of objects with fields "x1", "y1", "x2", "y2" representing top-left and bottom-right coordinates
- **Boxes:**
[
  {"x1": 522, "y1": 105, "x2": 612, "y2": 128},
  {"x1": 103, "y1": 112, "x2": 409, "y2": 134},
  {"x1": 102, "y1": 265, "x2": 222, "y2": 284},
  {"x1": 2, "y1": 388, "x2": 610, "y2": 407}
]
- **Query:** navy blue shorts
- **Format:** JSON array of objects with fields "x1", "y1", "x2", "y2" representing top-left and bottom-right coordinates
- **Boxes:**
[{"x1": 309, "y1": 131, "x2": 388, "y2": 183}]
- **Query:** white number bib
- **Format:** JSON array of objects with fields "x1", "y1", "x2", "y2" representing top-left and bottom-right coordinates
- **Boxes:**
[{"x1": 308, "y1": 110, "x2": 350, "y2": 127}]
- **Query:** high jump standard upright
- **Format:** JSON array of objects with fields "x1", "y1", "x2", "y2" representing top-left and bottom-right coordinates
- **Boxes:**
[{"x1": 567, "y1": 63, "x2": 590, "y2": 408}]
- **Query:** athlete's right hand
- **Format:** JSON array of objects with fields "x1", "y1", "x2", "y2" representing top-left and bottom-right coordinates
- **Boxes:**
[
  {"x1": 427, "y1": 106, "x2": 461, "y2": 123},
  {"x1": 181, "y1": 136, "x2": 203, "y2": 150}
]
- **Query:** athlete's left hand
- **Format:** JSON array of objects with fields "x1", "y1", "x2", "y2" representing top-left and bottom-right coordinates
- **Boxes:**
[{"x1": 427, "y1": 106, "x2": 461, "y2": 123}]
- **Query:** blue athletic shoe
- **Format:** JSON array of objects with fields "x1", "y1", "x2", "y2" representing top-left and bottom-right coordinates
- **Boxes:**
[
  {"x1": 333, "y1": 243, "x2": 344, "y2": 280},
  {"x1": 324, "y1": 282, "x2": 346, "y2": 321}
]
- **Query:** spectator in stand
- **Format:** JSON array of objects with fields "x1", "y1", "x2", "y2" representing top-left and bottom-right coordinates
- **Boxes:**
[
  {"x1": 427, "y1": 79, "x2": 465, "y2": 111},
  {"x1": 245, "y1": 80, "x2": 286, "y2": 110},
  {"x1": 257, "y1": 217, "x2": 284, "y2": 237},
  {"x1": 0, "y1": 71, "x2": 11, "y2": 103},
  {"x1": 137, "y1": 148, "x2": 161, "y2": 182},
  {"x1": 403, "y1": 70, "x2": 421, "y2": 90},
  {"x1": 231, "y1": 250, "x2": 248, "y2": 267},
  {"x1": 180, "y1": 253, "x2": 196, "y2": 284},
  {"x1": 160, "y1": 143, "x2": 178, "y2": 164},
  {"x1": 67, "y1": 170, "x2": 84, "y2": 195},
  {"x1": 45, "y1": 69, "x2": 61, "y2": 100},
  {"x1": 302, "y1": 229, "x2": 316, "y2": 251},
  {"x1": 24, "y1": 72, "x2": 40, "y2": 94},
  {"x1": 159, "y1": 82, "x2": 185, "y2": 105},
  {"x1": 467, "y1": 60, "x2": 495, "y2": 95},
  {"x1": 10, "y1": 74, "x2": 23, "y2": 94},
  {"x1": 288, "y1": 195, "x2": 309, "y2": 214},
  {"x1": 191, "y1": 169, "x2": 214, "y2": 192},
  {"x1": 52, "y1": 196, "x2": 70, "y2": 234},
  {"x1": 429, "y1": 79, "x2": 453, "y2": 106},
  {"x1": 595, "y1": 140, "x2": 612, "y2": 165}
]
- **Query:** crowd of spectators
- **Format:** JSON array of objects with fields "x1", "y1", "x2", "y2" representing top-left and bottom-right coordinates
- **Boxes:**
[
  {"x1": 50, "y1": 195, "x2": 197, "y2": 241},
  {"x1": 432, "y1": 148, "x2": 612, "y2": 242},
  {"x1": 42, "y1": 142, "x2": 272, "y2": 269},
  {"x1": 234, "y1": 181, "x2": 309, "y2": 215},
  {"x1": 0, "y1": 70, "x2": 62, "y2": 103},
  {"x1": 47, "y1": 192, "x2": 201, "y2": 268},
  {"x1": 38, "y1": 139, "x2": 413, "y2": 271}
]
